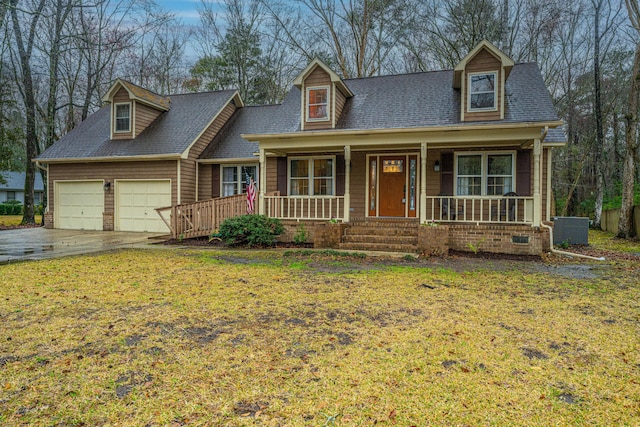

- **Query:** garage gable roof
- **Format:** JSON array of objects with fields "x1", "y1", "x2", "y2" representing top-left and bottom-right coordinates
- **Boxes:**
[{"x1": 37, "y1": 90, "x2": 239, "y2": 161}]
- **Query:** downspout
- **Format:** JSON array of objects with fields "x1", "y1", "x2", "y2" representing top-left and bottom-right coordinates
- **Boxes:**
[
  {"x1": 537, "y1": 127, "x2": 604, "y2": 261},
  {"x1": 540, "y1": 222, "x2": 605, "y2": 261}
]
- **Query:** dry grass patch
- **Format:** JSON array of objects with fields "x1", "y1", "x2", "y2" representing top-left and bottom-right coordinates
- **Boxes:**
[
  {"x1": 1, "y1": 249, "x2": 639, "y2": 425},
  {"x1": 0, "y1": 215, "x2": 42, "y2": 227}
]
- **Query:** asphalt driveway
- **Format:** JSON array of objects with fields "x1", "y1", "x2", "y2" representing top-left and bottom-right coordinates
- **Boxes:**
[{"x1": 0, "y1": 228, "x2": 165, "y2": 264}]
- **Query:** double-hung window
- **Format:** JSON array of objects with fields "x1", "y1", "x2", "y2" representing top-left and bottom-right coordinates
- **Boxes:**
[
  {"x1": 307, "y1": 86, "x2": 329, "y2": 121},
  {"x1": 289, "y1": 157, "x2": 334, "y2": 196},
  {"x1": 114, "y1": 103, "x2": 131, "y2": 132},
  {"x1": 221, "y1": 165, "x2": 258, "y2": 196},
  {"x1": 468, "y1": 72, "x2": 497, "y2": 111},
  {"x1": 456, "y1": 153, "x2": 514, "y2": 196}
]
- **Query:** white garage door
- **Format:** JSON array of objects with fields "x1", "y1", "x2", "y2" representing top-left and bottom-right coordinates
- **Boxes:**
[
  {"x1": 116, "y1": 180, "x2": 171, "y2": 232},
  {"x1": 55, "y1": 181, "x2": 104, "y2": 230}
]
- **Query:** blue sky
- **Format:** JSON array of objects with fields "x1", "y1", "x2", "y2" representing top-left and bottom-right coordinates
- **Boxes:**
[{"x1": 156, "y1": 0, "x2": 203, "y2": 25}]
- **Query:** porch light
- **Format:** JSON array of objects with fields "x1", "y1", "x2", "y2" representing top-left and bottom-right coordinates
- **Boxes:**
[
  {"x1": 103, "y1": 182, "x2": 111, "y2": 191},
  {"x1": 433, "y1": 160, "x2": 440, "y2": 172}
]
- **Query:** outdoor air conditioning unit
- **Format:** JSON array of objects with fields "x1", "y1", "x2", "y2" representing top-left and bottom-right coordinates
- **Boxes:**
[{"x1": 552, "y1": 217, "x2": 589, "y2": 245}]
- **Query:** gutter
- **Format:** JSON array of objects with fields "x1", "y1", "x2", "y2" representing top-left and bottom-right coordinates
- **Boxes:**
[
  {"x1": 241, "y1": 120, "x2": 565, "y2": 141},
  {"x1": 540, "y1": 222, "x2": 605, "y2": 261}
]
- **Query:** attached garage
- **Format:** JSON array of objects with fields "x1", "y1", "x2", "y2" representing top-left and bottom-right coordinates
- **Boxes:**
[
  {"x1": 55, "y1": 181, "x2": 105, "y2": 230},
  {"x1": 115, "y1": 180, "x2": 171, "y2": 232}
]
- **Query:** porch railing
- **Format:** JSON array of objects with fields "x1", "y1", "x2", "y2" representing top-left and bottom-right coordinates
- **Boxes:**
[
  {"x1": 156, "y1": 193, "x2": 247, "y2": 239},
  {"x1": 424, "y1": 196, "x2": 533, "y2": 224},
  {"x1": 263, "y1": 195, "x2": 344, "y2": 221}
]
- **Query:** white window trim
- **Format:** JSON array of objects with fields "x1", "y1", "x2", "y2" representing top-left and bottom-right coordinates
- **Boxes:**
[
  {"x1": 220, "y1": 164, "x2": 259, "y2": 197},
  {"x1": 454, "y1": 151, "x2": 515, "y2": 197},
  {"x1": 288, "y1": 155, "x2": 336, "y2": 197},
  {"x1": 467, "y1": 71, "x2": 498, "y2": 112},
  {"x1": 306, "y1": 85, "x2": 330, "y2": 122},
  {"x1": 114, "y1": 102, "x2": 132, "y2": 133}
]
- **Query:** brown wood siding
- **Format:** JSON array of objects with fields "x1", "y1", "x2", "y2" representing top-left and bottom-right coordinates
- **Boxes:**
[
  {"x1": 463, "y1": 48, "x2": 502, "y2": 122},
  {"x1": 198, "y1": 164, "x2": 213, "y2": 200},
  {"x1": 180, "y1": 159, "x2": 197, "y2": 203},
  {"x1": 187, "y1": 103, "x2": 236, "y2": 160},
  {"x1": 350, "y1": 152, "x2": 366, "y2": 218},
  {"x1": 134, "y1": 101, "x2": 163, "y2": 136},
  {"x1": 48, "y1": 161, "x2": 178, "y2": 220},
  {"x1": 334, "y1": 87, "x2": 347, "y2": 127},
  {"x1": 426, "y1": 149, "x2": 442, "y2": 196},
  {"x1": 304, "y1": 66, "x2": 332, "y2": 130},
  {"x1": 112, "y1": 87, "x2": 133, "y2": 140},
  {"x1": 212, "y1": 164, "x2": 220, "y2": 198},
  {"x1": 266, "y1": 157, "x2": 279, "y2": 193}
]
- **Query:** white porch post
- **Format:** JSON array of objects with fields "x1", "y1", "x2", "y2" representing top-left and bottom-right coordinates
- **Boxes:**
[
  {"x1": 420, "y1": 142, "x2": 427, "y2": 224},
  {"x1": 259, "y1": 148, "x2": 266, "y2": 215},
  {"x1": 343, "y1": 145, "x2": 351, "y2": 222},
  {"x1": 533, "y1": 138, "x2": 542, "y2": 227}
]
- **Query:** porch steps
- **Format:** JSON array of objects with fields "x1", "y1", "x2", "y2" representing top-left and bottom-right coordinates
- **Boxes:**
[{"x1": 339, "y1": 218, "x2": 419, "y2": 253}]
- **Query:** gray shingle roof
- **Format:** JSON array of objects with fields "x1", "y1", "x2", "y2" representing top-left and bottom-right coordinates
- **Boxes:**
[
  {"x1": 37, "y1": 90, "x2": 237, "y2": 160},
  {"x1": 253, "y1": 62, "x2": 562, "y2": 135},
  {"x1": 200, "y1": 105, "x2": 279, "y2": 160},
  {"x1": 0, "y1": 171, "x2": 44, "y2": 191}
]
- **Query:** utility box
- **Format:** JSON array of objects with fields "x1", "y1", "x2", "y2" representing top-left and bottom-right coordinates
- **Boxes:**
[{"x1": 552, "y1": 217, "x2": 589, "y2": 245}]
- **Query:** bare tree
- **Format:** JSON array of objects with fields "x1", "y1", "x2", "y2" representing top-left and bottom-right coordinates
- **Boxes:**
[
  {"x1": 9, "y1": 0, "x2": 46, "y2": 225},
  {"x1": 619, "y1": 0, "x2": 640, "y2": 238}
]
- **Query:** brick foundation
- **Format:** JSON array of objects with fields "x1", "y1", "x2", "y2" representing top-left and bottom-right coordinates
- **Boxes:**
[
  {"x1": 44, "y1": 212, "x2": 53, "y2": 229},
  {"x1": 279, "y1": 220, "x2": 324, "y2": 244},
  {"x1": 448, "y1": 223, "x2": 549, "y2": 256},
  {"x1": 314, "y1": 223, "x2": 346, "y2": 248},
  {"x1": 103, "y1": 213, "x2": 114, "y2": 231},
  {"x1": 417, "y1": 225, "x2": 449, "y2": 256}
]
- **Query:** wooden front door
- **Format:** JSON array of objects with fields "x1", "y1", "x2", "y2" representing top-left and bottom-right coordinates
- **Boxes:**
[{"x1": 379, "y1": 156, "x2": 406, "y2": 216}]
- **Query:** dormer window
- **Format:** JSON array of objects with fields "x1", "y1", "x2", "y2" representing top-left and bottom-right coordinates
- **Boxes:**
[
  {"x1": 115, "y1": 103, "x2": 131, "y2": 132},
  {"x1": 307, "y1": 86, "x2": 329, "y2": 121},
  {"x1": 468, "y1": 72, "x2": 497, "y2": 111}
]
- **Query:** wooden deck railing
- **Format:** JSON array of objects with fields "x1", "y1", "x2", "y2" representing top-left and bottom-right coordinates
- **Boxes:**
[
  {"x1": 424, "y1": 196, "x2": 534, "y2": 224},
  {"x1": 156, "y1": 193, "x2": 247, "y2": 239},
  {"x1": 263, "y1": 195, "x2": 344, "y2": 221}
]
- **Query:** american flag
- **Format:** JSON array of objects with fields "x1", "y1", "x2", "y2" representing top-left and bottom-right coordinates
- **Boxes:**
[{"x1": 246, "y1": 173, "x2": 256, "y2": 214}]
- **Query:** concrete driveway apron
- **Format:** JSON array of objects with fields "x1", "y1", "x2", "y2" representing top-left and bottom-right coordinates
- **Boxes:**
[{"x1": 0, "y1": 228, "x2": 164, "y2": 264}]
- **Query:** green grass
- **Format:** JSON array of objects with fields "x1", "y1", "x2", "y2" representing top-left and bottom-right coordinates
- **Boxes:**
[
  {"x1": 0, "y1": 215, "x2": 43, "y2": 226},
  {"x1": 589, "y1": 229, "x2": 640, "y2": 253},
  {"x1": 1, "y1": 248, "x2": 639, "y2": 425}
]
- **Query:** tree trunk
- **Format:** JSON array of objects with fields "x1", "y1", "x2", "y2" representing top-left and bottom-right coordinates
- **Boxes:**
[
  {"x1": 10, "y1": 0, "x2": 46, "y2": 225},
  {"x1": 618, "y1": 43, "x2": 640, "y2": 238},
  {"x1": 592, "y1": 0, "x2": 605, "y2": 229}
]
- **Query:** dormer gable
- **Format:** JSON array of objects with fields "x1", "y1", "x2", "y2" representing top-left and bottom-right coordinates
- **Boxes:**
[
  {"x1": 453, "y1": 40, "x2": 514, "y2": 122},
  {"x1": 293, "y1": 58, "x2": 353, "y2": 131},
  {"x1": 101, "y1": 79, "x2": 171, "y2": 140}
]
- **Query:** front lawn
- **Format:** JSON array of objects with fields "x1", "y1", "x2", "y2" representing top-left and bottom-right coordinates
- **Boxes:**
[
  {"x1": 0, "y1": 215, "x2": 43, "y2": 227},
  {"x1": 1, "y1": 248, "x2": 639, "y2": 425}
]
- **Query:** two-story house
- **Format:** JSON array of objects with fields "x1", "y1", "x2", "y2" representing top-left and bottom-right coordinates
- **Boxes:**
[{"x1": 37, "y1": 40, "x2": 565, "y2": 255}]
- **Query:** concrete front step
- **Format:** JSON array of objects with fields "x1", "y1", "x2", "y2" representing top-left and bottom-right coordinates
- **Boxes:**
[{"x1": 339, "y1": 241, "x2": 417, "y2": 253}]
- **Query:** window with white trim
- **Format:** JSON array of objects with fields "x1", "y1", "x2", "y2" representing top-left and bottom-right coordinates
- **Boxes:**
[
  {"x1": 468, "y1": 72, "x2": 497, "y2": 111},
  {"x1": 456, "y1": 153, "x2": 514, "y2": 196},
  {"x1": 6, "y1": 191, "x2": 16, "y2": 201},
  {"x1": 306, "y1": 86, "x2": 329, "y2": 121},
  {"x1": 289, "y1": 157, "x2": 334, "y2": 196},
  {"x1": 221, "y1": 165, "x2": 258, "y2": 196},
  {"x1": 114, "y1": 103, "x2": 131, "y2": 132}
]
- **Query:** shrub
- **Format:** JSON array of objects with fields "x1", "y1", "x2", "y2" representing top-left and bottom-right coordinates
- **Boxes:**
[
  {"x1": 0, "y1": 201, "x2": 22, "y2": 215},
  {"x1": 218, "y1": 214, "x2": 284, "y2": 247},
  {"x1": 293, "y1": 224, "x2": 308, "y2": 245}
]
